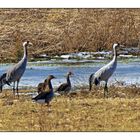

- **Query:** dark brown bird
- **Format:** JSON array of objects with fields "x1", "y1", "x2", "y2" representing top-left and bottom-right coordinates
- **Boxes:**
[
  {"x1": 37, "y1": 75, "x2": 56, "y2": 94},
  {"x1": 37, "y1": 82, "x2": 44, "y2": 94},
  {"x1": 56, "y1": 72, "x2": 73, "y2": 94},
  {"x1": 32, "y1": 75, "x2": 56, "y2": 106},
  {"x1": 37, "y1": 78, "x2": 48, "y2": 94}
]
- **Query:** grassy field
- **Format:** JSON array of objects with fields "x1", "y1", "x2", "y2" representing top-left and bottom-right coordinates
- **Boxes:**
[{"x1": 0, "y1": 86, "x2": 140, "y2": 131}]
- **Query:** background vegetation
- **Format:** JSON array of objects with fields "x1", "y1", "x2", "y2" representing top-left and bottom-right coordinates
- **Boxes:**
[{"x1": 0, "y1": 9, "x2": 140, "y2": 62}]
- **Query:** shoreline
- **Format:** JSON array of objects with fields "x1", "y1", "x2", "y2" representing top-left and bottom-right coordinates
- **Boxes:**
[{"x1": 0, "y1": 55, "x2": 139, "y2": 66}]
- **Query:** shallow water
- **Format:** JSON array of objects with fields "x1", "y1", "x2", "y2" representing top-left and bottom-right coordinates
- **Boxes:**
[{"x1": 0, "y1": 58, "x2": 140, "y2": 90}]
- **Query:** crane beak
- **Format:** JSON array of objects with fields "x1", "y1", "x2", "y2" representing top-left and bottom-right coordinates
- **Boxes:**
[
  {"x1": 118, "y1": 42, "x2": 126, "y2": 48},
  {"x1": 119, "y1": 44, "x2": 126, "y2": 51},
  {"x1": 29, "y1": 42, "x2": 33, "y2": 46}
]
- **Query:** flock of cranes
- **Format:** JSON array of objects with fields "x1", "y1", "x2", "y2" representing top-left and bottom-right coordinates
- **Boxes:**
[{"x1": 0, "y1": 41, "x2": 122, "y2": 106}]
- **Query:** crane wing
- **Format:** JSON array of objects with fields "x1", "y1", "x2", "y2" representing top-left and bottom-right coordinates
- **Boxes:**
[
  {"x1": 95, "y1": 61, "x2": 117, "y2": 81},
  {"x1": 6, "y1": 59, "x2": 27, "y2": 82}
]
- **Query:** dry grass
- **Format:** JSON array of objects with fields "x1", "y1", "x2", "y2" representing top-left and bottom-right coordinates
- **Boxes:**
[
  {"x1": 0, "y1": 9, "x2": 140, "y2": 62},
  {"x1": 0, "y1": 86, "x2": 140, "y2": 131}
]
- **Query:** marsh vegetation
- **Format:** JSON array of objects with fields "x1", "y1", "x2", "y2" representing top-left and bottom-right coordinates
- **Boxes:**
[{"x1": 0, "y1": 9, "x2": 140, "y2": 62}]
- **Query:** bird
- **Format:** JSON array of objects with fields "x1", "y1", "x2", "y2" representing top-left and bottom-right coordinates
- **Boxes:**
[
  {"x1": 56, "y1": 72, "x2": 73, "y2": 94},
  {"x1": 0, "y1": 73, "x2": 7, "y2": 92},
  {"x1": 5, "y1": 41, "x2": 33, "y2": 97},
  {"x1": 37, "y1": 82, "x2": 44, "y2": 94},
  {"x1": 89, "y1": 43, "x2": 121, "y2": 97},
  {"x1": 32, "y1": 75, "x2": 56, "y2": 106},
  {"x1": 37, "y1": 78, "x2": 48, "y2": 94}
]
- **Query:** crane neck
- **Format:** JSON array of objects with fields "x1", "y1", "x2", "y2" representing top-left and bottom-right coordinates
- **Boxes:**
[
  {"x1": 23, "y1": 46, "x2": 28, "y2": 59},
  {"x1": 113, "y1": 46, "x2": 117, "y2": 62}
]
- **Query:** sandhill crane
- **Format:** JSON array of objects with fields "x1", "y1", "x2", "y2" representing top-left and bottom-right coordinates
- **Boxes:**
[
  {"x1": 5, "y1": 41, "x2": 33, "y2": 97},
  {"x1": 32, "y1": 75, "x2": 56, "y2": 106},
  {"x1": 89, "y1": 43, "x2": 121, "y2": 97},
  {"x1": 56, "y1": 72, "x2": 73, "y2": 94}
]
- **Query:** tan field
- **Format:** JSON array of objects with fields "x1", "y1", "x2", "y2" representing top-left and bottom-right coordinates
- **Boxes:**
[{"x1": 0, "y1": 85, "x2": 140, "y2": 132}]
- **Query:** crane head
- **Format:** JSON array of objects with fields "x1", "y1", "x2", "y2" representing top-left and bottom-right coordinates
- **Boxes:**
[
  {"x1": 23, "y1": 41, "x2": 33, "y2": 47},
  {"x1": 113, "y1": 43, "x2": 120, "y2": 49}
]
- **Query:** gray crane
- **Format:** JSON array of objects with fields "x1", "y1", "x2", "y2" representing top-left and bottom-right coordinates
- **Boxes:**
[
  {"x1": 89, "y1": 43, "x2": 121, "y2": 97},
  {"x1": 32, "y1": 75, "x2": 56, "y2": 106},
  {"x1": 5, "y1": 41, "x2": 33, "y2": 97}
]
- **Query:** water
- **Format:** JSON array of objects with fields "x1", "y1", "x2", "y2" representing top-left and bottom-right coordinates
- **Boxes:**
[{"x1": 0, "y1": 58, "x2": 140, "y2": 89}]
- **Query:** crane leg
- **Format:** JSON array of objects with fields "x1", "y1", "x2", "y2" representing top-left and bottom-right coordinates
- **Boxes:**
[
  {"x1": 16, "y1": 80, "x2": 19, "y2": 98},
  {"x1": 104, "y1": 82, "x2": 108, "y2": 98},
  {"x1": 13, "y1": 82, "x2": 15, "y2": 96}
]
